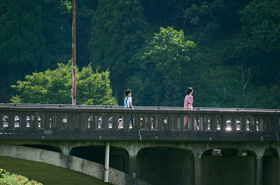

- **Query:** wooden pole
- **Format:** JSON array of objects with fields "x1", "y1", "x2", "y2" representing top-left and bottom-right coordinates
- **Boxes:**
[{"x1": 72, "y1": 0, "x2": 76, "y2": 105}]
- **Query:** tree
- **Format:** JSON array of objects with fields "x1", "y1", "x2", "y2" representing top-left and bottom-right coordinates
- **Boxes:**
[
  {"x1": 236, "y1": 0, "x2": 280, "y2": 57},
  {"x1": 231, "y1": 0, "x2": 280, "y2": 108},
  {"x1": 11, "y1": 61, "x2": 117, "y2": 105},
  {"x1": 127, "y1": 27, "x2": 196, "y2": 106},
  {"x1": 40, "y1": 0, "x2": 72, "y2": 66},
  {"x1": 181, "y1": 0, "x2": 250, "y2": 42},
  {"x1": 0, "y1": 0, "x2": 47, "y2": 82},
  {"x1": 0, "y1": 0, "x2": 72, "y2": 103},
  {"x1": 89, "y1": 0, "x2": 151, "y2": 104},
  {"x1": 76, "y1": 0, "x2": 96, "y2": 67}
]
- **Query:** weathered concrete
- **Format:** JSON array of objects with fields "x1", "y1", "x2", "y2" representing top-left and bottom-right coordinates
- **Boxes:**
[
  {"x1": 0, "y1": 143, "x2": 150, "y2": 185},
  {"x1": 0, "y1": 104, "x2": 279, "y2": 185},
  {"x1": 0, "y1": 156, "x2": 106, "y2": 185}
]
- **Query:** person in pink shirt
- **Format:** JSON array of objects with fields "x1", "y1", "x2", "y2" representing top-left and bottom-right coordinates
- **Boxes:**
[{"x1": 184, "y1": 87, "x2": 199, "y2": 130}]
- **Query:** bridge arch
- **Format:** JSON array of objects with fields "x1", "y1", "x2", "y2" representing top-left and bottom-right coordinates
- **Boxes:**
[
  {"x1": 70, "y1": 145, "x2": 129, "y2": 173},
  {"x1": 201, "y1": 148, "x2": 256, "y2": 185},
  {"x1": 136, "y1": 147, "x2": 193, "y2": 185},
  {"x1": 21, "y1": 144, "x2": 61, "y2": 153},
  {"x1": 0, "y1": 143, "x2": 147, "y2": 185},
  {"x1": 263, "y1": 147, "x2": 279, "y2": 185}
]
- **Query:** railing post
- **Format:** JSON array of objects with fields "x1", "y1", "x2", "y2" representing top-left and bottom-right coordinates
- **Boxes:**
[
  {"x1": 221, "y1": 115, "x2": 226, "y2": 131},
  {"x1": 210, "y1": 115, "x2": 217, "y2": 131},
  {"x1": 123, "y1": 113, "x2": 130, "y2": 131},
  {"x1": 44, "y1": 113, "x2": 50, "y2": 129},
  {"x1": 158, "y1": 114, "x2": 163, "y2": 130},
  {"x1": 231, "y1": 115, "x2": 237, "y2": 131},
  {"x1": 180, "y1": 114, "x2": 185, "y2": 131},
  {"x1": 133, "y1": 112, "x2": 139, "y2": 130},
  {"x1": 188, "y1": 114, "x2": 194, "y2": 131},
  {"x1": 146, "y1": 114, "x2": 152, "y2": 130},
  {"x1": 241, "y1": 116, "x2": 247, "y2": 131},
  {"x1": 79, "y1": 113, "x2": 87, "y2": 129},
  {"x1": 168, "y1": 114, "x2": 173, "y2": 131},
  {"x1": 112, "y1": 113, "x2": 119, "y2": 130},
  {"x1": 9, "y1": 112, "x2": 15, "y2": 129},
  {"x1": 102, "y1": 113, "x2": 109, "y2": 130},
  {"x1": 56, "y1": 113, "x2": 62, "y2": 129}
]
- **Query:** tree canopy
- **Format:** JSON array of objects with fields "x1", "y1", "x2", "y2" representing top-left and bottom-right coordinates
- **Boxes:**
[
  {"x1": 0, "y1": 0, "x2": 279, "y2": 108},
  {"x1": 89, "y1": 0, "x2": 150, "y2": 103},
  {"x1": 128, "y1": 27, "x2": 196, "y2": 106},
  {"x1": 11, "y1": 61, "x2": 117, "y2": 105}
]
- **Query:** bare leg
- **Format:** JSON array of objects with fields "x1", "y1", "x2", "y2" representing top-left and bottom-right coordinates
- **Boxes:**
[{"x1": 118, "y1": 121, "x2": 123, "y2": 129}]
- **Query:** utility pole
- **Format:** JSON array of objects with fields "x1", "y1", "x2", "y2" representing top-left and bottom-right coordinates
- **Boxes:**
[{"x1": 72, "y1": 0, "x2": 76, "y2": 105}]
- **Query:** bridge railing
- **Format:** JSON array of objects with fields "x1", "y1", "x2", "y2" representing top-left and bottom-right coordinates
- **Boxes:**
[{"x1": 0, "y1": 104, "x2": 279, "y2": 133}]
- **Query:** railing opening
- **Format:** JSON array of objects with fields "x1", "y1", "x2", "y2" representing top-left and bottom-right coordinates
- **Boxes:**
[
  {"x1": 206, "y1": 117, "x2": 211, "y2": 130},
  {"x1": 246, "y1": 117, "x2": 251, "y2": 131},
  {"x1": 108, "y1": 116, "x2": 113, "y2": 129},
  {"x1": 14, "y1": 115, "x2": 20, "y2": 128},
  {"x1": 38, "y1": 114, "x2": 42, "y2": 128},
  {"x1": 236, "y1": 117, "x2": 241, "y2": 131},
  {"x1": 87, "y1": 115, "x2": 92, "y2": 129},
  {"x1": 216, "y1": 117, "x2": 221, "y2": 130},
  {"x1": 139, "y1": 115, "x2": 146, "y2": 129},
  {"x1": 162, "y1": 116, "x2": 168, "y2": 130},
  {"x1": 3, "y1": 115, "x2": 9, "y2": 128},
  {"x1": 151, "y1": 115, "x2": 158, "y2": 130},
  {"x1": 95, "y1": 115, "x2": 102, "y2": 129},
  {"x1": 256, "y1": 117, "x2": 261, "y2": 131},
  {"x1": 49, "y1": 114, "x2": 56, "y2": 128},
  {"x1": 62, "y1": 114, "x2": 68, "y2": 129},
  {"x1": 226, "y1": 118, "x2": 232, "y2": 131}
]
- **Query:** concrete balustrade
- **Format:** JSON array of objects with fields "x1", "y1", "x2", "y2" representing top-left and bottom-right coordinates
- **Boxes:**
[{"x1": 0, "y1": 103, "x2": 279, "y2": 141}]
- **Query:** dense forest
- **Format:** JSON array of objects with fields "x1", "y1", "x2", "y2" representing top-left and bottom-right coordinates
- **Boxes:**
[{"x1": 0, "y1": 0, "x2": 279, "y2": 108}]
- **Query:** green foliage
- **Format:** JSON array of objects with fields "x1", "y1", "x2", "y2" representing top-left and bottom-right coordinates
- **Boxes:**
[
  {"x1": 76, "y1": 0, "x2": 95, "y2": 67},
  {"x1": 1, "y1": 0, "x2": 280, "y2": 109},
  {"x1": 11, "y1": 61, "x2": 117, "y2": 105},
  {"x1": 181, "y1": 0, "x2": 249, "y2": 42},
  {"x1": 89, "y1": 0, "x2": 151, "y2": 103},
  {"x1": 236, "y1": 0, "x2": 280, "y2": 57},
  {"x1": 0, "y1": 169, "x2": 42, "y2": 185},
  {"x1": 128, "y1": 27, "x2": 196, "y2": 106},
  {"x1": 0, "y1": 0, "x2": 72, "y2": 103},
  {"x1": 0, "y1": 0, "x2": 46, "y2": 81}
]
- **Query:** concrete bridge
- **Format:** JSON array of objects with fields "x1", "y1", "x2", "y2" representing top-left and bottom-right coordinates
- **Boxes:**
[{"x1": 0, "y1": 103, "x2": 279, "y2": 185}]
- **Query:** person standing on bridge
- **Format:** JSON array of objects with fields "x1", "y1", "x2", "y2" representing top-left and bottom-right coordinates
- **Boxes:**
[
  {"x1": 184, "y1": 87, "x2": 199, "y2": 130},
  {"x1": 118, "y1": 89, "x2": 134, "y2": 129}
]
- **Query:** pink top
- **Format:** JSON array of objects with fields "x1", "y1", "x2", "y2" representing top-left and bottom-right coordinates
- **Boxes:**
[{"x1": 184, "y1": 95, "x2": 193, "y2": 110}]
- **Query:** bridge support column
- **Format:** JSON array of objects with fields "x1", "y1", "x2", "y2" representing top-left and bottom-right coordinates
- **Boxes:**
[
  {"x1": 278, "y1": 159, "x2": 280, "y2": 185},
  {"x1": 128, "y1": 155, "x2": 137, "y2": 178},
  {"x1": 61, "y1": 143, "x2": 70, "y2": 155},
  {"x1": 104, "y1": 142, "x2": 110, "y2": 183},
  {"x1": 256, "y1": 156, "x2": 263, "y2": 185},
  {"x1": 194, "y1": 155, "x2": 202, "y2": 185}
]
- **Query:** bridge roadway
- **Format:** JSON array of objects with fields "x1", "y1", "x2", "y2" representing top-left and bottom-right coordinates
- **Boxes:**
[{"x1": 0, "y1": 103, "x2": 279, "y2": 185}]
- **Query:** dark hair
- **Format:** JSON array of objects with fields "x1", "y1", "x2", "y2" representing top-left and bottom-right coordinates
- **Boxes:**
[
  {"x1": 186, "y1": 87, "x2": 193, "y2": 95},
  {"x1": 125, "y1": 89, "x2": 131, "y2": 96}
]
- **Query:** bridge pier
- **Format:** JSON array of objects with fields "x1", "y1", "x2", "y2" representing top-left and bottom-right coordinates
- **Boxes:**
[
  {"x1": 256, "y1": 156, "x2": 263, "y2": 185},
  {"x1": 104, "y1": 142, "x2": 110, "y2": 183},
  {"x1": 194, "y1": 155, "x2": 202, "y2": 185},
  {"x1": 128, "y1": 155, "x2": 137, "y2": 178}
]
